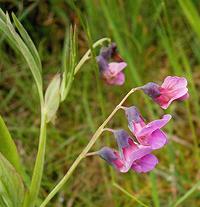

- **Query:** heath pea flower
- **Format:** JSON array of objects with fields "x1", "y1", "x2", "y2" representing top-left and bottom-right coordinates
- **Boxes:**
[
  {"x1": 99, "y1": 43, "x2": 119, "y2": 61},
  {"x1": 125, "y1": 106, "x2": 171, "y2": 150},
  {"x1": 96, "y1": 43, "x2": 127, "y2": 85},
  {"x1": 98, "y1": 130, "x2": 158, "y2": 173},
  {"x1": 141, "y1": 76, "x2": 189, "y2": 109}
]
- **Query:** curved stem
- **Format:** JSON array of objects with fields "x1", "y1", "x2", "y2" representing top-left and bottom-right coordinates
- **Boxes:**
[
  {"x1": 85, "y1": 151, "x2": 98, "y2": 157},
  {"x1": 23, "y1": 110, "x2": 47, "y2": 207},
  {"x1": 39, "y1": 87, "x2": 139, "y2": 207},
  {"x1": 103, "y1": 128, "x2": 115, "y2": 132},
  {"x1": 74, "y1": 37, "x2": 111, "y2": 75}
]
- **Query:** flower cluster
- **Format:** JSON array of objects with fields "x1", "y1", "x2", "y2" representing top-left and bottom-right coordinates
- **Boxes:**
[
  {"x1": 96, "y1": 43, "x2": 127, "y2": 85},
  {"x1": 97, "y1": 75, "x2": 189, "y2": 173}
]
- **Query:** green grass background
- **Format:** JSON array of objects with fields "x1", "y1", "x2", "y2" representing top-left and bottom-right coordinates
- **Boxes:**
[{"x1": 0, "y1": 0, "x2": 200, "y2": 206}]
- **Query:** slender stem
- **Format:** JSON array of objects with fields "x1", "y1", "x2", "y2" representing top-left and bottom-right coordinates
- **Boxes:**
[
  {"x1": 39, "y1": 87, "x2": 138, "y2": 207},
  {"x1": 85, "y1": 151, "x2": 98, "y2": 157},
  {"x1": 23, "y1": 110, "x2": 47, "y2": 207},
  {"x1": 74, "y1": 37, "x2": 111, "y2": 75},
  {"x1": 103, "y1": 128, "x2": 115, "y2": 132}
]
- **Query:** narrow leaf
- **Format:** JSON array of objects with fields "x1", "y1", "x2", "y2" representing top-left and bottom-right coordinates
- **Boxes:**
[
  {"x1": 0, "y1": 18, "x2": 18, "y2": 51},
  {"x1": 0, "y1": 115, "x2": 22, "y2": 175},
  {"x1": 60, "y1": 26, "x2": 76, "y2": 101},
  {"x1": 5, "y1": 13, "x2": 43, "y2": 102},
  {"x1": 0, "y1": 153, "x2": 24, "y2": 207},
  {"x1": 12, "y1": 13, "x2": 42, "y2": 72}
]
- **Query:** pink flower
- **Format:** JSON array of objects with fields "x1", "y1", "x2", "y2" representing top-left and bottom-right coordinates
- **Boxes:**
[
  {"x1": 102, "y1": 62, "x2": 127, "y2": 85},
  {"x1": 141, "y1": 76, "x2": 189, "y2": 109},
  {"x1": 98, "y1": 130, "x2": 158, "y2": 173},
  {"x1": 96, "y1": 43, "x2": 127, "y2": 85},
  {"x1": 125, "y1": 106, "x2": 171, "y2": 149}
]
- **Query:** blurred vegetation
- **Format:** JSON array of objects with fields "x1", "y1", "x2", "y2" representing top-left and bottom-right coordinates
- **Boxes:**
[{"x1": 0, "y1": 0, "x2": 200, "y2": 206}]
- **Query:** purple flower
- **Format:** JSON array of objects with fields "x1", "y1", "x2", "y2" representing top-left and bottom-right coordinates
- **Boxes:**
[
  {"x1": 131, "y1": 154, "x2": 158, "y2": 173},
  {"x1": 102, "y1": 62, "x2": 127, "y2": 85},
  {"x1": 98, "y1": 130, "x2": 158, "y2": 173},
  {"x1": 141, "y1": 76, "x2": 189, "y2": 109},
  {"x1": 125, "y1": 106, "x2": 171, "y2": 149},
  {"x1": 96, "y1": 43, "x2": 127, "y2": 85}
]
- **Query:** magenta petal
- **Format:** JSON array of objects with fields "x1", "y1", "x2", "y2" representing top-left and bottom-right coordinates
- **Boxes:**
[
  {"x1": 110, "y1": 72, "x2": 125, "y2": 85},
  {"x1": 177, "y1": 92, "x2": 189, "y2": 101},
  {"x1": 155, "y1": 95, "x2": 173, "y2": 110},
  {"x1": 131, "y1": 154, "x2": 158, "y2": 173},
  {"x1": 157, "y1": 88, "x2": 188, "y2": 109},
  {"x1": 114, "y1": 129, "x2": 152, "y2": 172},
  {"x1": 108, "y1": 62, "x2": 127, "y2": 74},
  {"x1": 127, "y1": 145, "x2": 152, "y2": 162},
  {"x1": 104, "y1": 62, "x2": 127, "y2": 85},
  {"x1": 114, "y1": 129, "x2": 152, "y2": 162},
  {"x1": 162, "y1": 76, "x2": 188, "y2": 89},
  {"x1": 137, "y1": 114, "x2": 171, "y2": 137},
  {"x1": 114, "y1": 130, "x2": 138, "y2": 159},
  {"x1": 125, "y1": 145, "x2": 152, "y2": 170},
  {"x1": 147, "y1": 129, "x2": 167, "y2": 149}
]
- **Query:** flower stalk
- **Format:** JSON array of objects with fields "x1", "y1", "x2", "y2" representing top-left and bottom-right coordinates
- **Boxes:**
[
  {"x1": 74, "y1": 37, "x2": 111, "y2": 75},
  {"x1": 39, "y1": 87, "x2": 138, "y2": 207}
]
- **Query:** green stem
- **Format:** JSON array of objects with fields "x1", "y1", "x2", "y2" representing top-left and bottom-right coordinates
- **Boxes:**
[
  {"x1": 39, "y1": 87, "x2": 138, "y2": 207},
  {"x1": 74, "y1": 37, "x2": 111, "y2": 75},
  {"x1": 23, "y1": 110, "x2": 47, "y2": 207},
  {"x1": 113, "y1": 182, "x2": 149, "y2": 207}
]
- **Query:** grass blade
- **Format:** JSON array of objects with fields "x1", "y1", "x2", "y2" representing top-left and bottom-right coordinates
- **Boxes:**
[
  {"x1": 178, "y1": 0, "x2": 200, "y2": 40},
  {"x1": 173, "y1": 181, "x2": 200, "y2": 207},
  {"x1": 113, "y1": 182, "x2": 149, "y2": 207}
]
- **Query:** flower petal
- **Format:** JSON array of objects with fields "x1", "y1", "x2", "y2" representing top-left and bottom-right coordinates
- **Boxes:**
[
  {"x1": 162, "y1": 76, "x2": 188, "y2": 89},
  {"x1": 114, "y1": 130, "x2": 137, "y2": 159},
  {"x1": 177, "y1": 92, "x2": 189, "y2": 101},
  {"x1": 146, "y1": 129, "x2": 167, "y2": 149},
  {"x1": 137, "y1": 114, "x2": 171, "y2": 138},
  {"x1": 108, "y1": 62, "x2": 127, "y2": 75},
  {"x1": 131, "y1": 154, "x2": 158, "y2": 173},
  {"x1": 106, "y1": 72, "x2": 125, "y2": 85},
  {"x1": 156, "y1": 88, "x2": 188, "y2": 109},
  {"x1": 128, "y1": 145, "x2": 152, "y2": 163},
  {"x1": 102, "y1": 62, "x2": 126, "y2": 85},
  {"x1": 114, "y1": 129, "x2": 152, "y2": 171}
]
